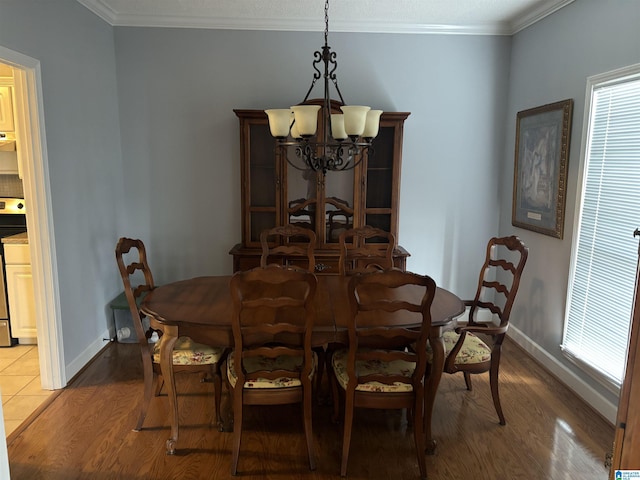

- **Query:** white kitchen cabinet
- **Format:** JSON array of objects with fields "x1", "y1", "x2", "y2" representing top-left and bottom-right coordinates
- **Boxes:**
[
  {"x1": 0, "y1": 86, "x2": 14, "y2": 132},
  {"x1": 0, "y1": 151, "x2": 19, "y2": 174},
  {"x1": 4, "y1": 243, "x2": 36, "y2": 343}
]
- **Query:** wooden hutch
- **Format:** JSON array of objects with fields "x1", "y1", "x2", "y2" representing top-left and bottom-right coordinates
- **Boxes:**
[{"x1": 229, "y1": 102, "x2": 410, "y2": 274}]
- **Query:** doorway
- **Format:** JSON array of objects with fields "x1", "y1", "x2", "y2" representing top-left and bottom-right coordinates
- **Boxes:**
[{"x1": 0, "y1": 47, "x2": 64, "y2": 394}]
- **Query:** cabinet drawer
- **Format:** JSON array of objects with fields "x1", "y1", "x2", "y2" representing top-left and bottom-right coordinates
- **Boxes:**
[{"x1": 4, "y1": 244, "x2": 30, "y2": 264}]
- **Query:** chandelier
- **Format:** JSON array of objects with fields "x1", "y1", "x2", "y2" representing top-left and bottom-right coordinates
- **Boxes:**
[{"x1": 265, "y1": 0, "x2": 382, "y2": 174}]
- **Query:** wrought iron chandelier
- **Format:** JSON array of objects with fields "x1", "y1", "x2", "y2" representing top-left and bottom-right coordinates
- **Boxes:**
[{"x1": 265, "y1": 0, "x2": 382, "y2": 174}]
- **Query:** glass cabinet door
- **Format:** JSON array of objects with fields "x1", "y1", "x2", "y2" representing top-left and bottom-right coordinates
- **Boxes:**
[
  {"x1": 236, "y1": 110, "x2": 280, "y2": 247},
  {"x1": 362, "y1": 112, "x2": 408, "y2": 243},
  {"x1": 285, "y1": 157, "x2": 356, "y2": 247},
  {"x1": 364, "y1": 125, "x2": 394, "y2": 233},
  {"x1": 286, "y1": 164, "x2": 317, "y2": 230},
  {"x1": 323, "y1": 169, "x2": 355, "y2": 244}
]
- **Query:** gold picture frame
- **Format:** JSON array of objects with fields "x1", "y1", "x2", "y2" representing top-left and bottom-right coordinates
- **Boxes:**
[{"x1": 512, "y1": 99, "x2": 573, "y2": 238}]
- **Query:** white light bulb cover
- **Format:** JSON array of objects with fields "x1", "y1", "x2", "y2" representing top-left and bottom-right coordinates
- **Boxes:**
[
  {"x1": 340, "y1": 105, "x2": 371, "y2": 136},
  {"x1": 265, "y1": 109, "x2": 292, "y2": 138},
  {"x1": 330, "y1": 114, "x2": 347, "y2": 140},
  {"x1": 363, "y1": 110, "x2": 383, "y2": 138},
  {"x1": 290, "y1": 112, "x2": 302, "y2": 139},
  {"x1": 290, "y1": 105, "x2": 321, "y2": 136}
]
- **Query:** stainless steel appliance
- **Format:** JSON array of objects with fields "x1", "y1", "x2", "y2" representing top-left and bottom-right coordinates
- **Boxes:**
[{"x1": 0, "y1": 198, "x2": 27, "y2": 347}]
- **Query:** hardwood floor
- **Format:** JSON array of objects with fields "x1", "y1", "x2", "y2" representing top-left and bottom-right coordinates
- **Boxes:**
[{"x1": 6, "y1": 338, "x2": 613, "y2": 479}]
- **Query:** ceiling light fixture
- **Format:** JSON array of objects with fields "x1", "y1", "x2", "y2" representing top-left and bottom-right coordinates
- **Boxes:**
[{"x1": 265, "y1": 0, "x2": 382, "y2": 174}]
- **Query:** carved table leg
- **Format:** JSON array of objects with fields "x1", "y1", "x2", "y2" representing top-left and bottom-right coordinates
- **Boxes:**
[
  {"x1": 425, "y1": 332, "x2": 445, "y2": 455},
  {"x1": 155, "y1": 323, "x2": 179, "y2": 454}
]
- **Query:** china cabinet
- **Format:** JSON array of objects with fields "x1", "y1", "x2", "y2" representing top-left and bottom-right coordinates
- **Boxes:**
[{"x1": 229, "y1": 100, "x2": 410, "y2": 274}]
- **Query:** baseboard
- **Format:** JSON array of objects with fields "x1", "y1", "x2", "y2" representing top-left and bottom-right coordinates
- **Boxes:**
[
  {"x1": 64, "y1": 330, "x2": 113, "y2": 383},
  {"x1": 507, "y1": 325, "x2": 617, "y2": 425}
]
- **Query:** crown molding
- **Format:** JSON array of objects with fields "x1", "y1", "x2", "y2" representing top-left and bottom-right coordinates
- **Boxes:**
[
  {"x1": 510, "y1": 0, "x2": 574, "y2": 34},
  {"x1": 76, "y1": 0, "x2": 574, "y2": 36}
]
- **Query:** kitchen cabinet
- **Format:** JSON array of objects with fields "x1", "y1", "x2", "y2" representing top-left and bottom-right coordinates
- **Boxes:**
[
  {"x1": 0, "y1": 86, "x2": 14, "y2": 132},
  {"x1": 0, "y1": 151, "x2": 19, "y2": 174},
  {"x1": 230, "y1": 100, "x2": 410, "y2": 273},
  {"x1": 4, "y1": 242, "x2": 36, "y2": 343}
]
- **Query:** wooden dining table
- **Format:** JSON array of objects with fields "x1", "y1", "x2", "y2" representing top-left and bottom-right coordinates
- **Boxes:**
[{"x1": 140, "y1": 274, "x2": 464, "y2": 455}]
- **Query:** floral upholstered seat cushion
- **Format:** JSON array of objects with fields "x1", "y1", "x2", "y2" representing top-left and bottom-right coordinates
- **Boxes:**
[
  {"x1": 152, "y1": 336, "x2": 226, "y2": 365},
  {"x1": 331, "y1": 348, "x2": 416, "y2": 393},
  {"x1": 227, "y1": 351, "x2": 317, "y2": 389},
  {"x1": 425, "y1": 331, "x2": 491, "y2": 365}
]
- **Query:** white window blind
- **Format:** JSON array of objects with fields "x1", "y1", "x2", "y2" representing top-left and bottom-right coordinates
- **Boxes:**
[{"x1": 562, "y1": 68, "x2": 640, "y2": 390}]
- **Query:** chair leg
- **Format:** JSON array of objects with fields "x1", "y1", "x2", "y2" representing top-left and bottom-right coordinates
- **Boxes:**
[
  {"x1": 155, "y1": 375, "x2": 165, "y2": 396},
  {"x1": 134, "y1": 354, "x2": 155, "y2": 431},
  {"x1": 230, "y1": 385, "x2": 243, "y2": 476},
  {"x1": 463, "y1": 372, "x2": 473, "y2": 391},
  {"x1": 330, "y1": 359, "x2": 341, "y2": 424},
  {"x1": 314, "y1": 346, "x2": 326, "y2": 403},
  {"x1": 340, "y1": 390, "x2": 355, "y2": 477},
  {"x1": 211, "y1": 364, "x2": 223, "y2": 428},
  {"x1": 489, "y1": 354, "x2": 505, "y2": 425},
  {"x1": 412, "y1": 394, "x2": 427, "y2": 480},
  {"x1": 303, "y1": 382, "x2": 316, "y2": 471}
]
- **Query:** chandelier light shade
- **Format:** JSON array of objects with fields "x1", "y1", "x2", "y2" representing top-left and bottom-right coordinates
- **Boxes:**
[{"x1": 265, "y1": 0, "x2": 382, "y2": 174}]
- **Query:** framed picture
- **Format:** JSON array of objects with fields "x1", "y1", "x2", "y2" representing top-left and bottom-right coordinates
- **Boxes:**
[{"x1": 512, "y1": 99, "x2": 573, "y2": 238}]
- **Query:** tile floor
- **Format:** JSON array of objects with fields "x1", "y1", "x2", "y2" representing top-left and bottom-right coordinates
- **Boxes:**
[{"x1": 0, "y1": 345, "x2": 53, "y2": 437}]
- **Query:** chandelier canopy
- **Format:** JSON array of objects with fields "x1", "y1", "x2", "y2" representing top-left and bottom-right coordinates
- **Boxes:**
[{"x1": 265, "y1": 0, "x2": 382, "y2": 174}]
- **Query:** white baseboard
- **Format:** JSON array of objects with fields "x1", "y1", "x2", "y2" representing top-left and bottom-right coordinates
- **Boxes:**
[
  {"x1": 507, "y1": 325, "x2": 617, "y2": 425},
  {"x1": 64, "y1": 330, "x2": 112, "y2": 382}
]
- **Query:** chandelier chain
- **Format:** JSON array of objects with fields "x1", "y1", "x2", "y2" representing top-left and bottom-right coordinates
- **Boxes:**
[{"x1": 324, "y1": 0, "x2": 329, "y2": 45}]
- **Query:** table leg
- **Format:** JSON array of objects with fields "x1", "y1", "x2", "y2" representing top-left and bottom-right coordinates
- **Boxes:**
[
  {"x1": 425, "y1": 333, "x2": 444, "y2": 454},
  {"x1": 157, "y1": 324, "x2": 179, "y2": 454}
]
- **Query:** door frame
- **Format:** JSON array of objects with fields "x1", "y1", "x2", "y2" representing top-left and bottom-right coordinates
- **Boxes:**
[{"x1": 0, "y1": 46, "x2": 65, "y2": 390}]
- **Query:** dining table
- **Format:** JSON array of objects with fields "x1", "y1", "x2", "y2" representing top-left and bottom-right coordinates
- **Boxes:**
[{"x1": 140, "y1": 273, "x2": 464, "y2": 455}]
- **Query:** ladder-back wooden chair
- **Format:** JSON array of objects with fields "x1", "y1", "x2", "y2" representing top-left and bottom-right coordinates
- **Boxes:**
[
  {"x1": 228, "y1": 264, "x2": 318, "y2": 475},
  {"x1": 330, "y1": 269, "x2": 436, "y2": 479},
  {"x1": 429, "y1": 235, "x2": 528, "y2": 425},
  {"x1": 260, "y1": 225, "x2": 317, "y2": 272},
  {"x1": 115, "y1": 237, "x2": 227, "y2": 431},
  {"x1": 338, "y1": 225, "x2": 396, "y2": 275}
]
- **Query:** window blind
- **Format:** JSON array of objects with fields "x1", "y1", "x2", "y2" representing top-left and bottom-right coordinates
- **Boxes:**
[{"x1": 562, "y1": 72, "x2": 640, "y2": 390}]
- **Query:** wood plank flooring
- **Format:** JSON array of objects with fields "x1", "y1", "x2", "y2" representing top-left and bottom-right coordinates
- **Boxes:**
[{"x1": 6, "y1": 338, "x2": 614, "y2": 479}]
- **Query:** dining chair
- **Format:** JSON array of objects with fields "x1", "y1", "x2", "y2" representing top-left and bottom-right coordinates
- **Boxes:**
[
  {"x1": 227, "y1": 264, "x2": 318, "y2": 475},
  {"x1": 321, "y1": 226, "x2": 397, "y2": 398},
  {"x1": 330, "y1": 269, "x2": 436, "y2": 479},
  {"x1": 429, "y1": 235, "x2": 528, "y2": 425},
  {"x1": 260, "y1": 225, "x2": 317, "y2": 272},
  {"x1": 338, "y1": 225, "x2": 396, "y2": 275},
  {"x1": 115, "y1": 237, "x2": 227, "y2": 431}
]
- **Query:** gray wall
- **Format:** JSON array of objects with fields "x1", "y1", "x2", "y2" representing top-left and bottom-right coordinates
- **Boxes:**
[
  {"x1": 114, "y1": 28, "x2": 509, "y2": 291},
  {"x1": 500, "y1": 0, "x2": 640, "y2": 414},
  {"x1": 0, "y1": 0, "x2": 125, "y2": 375}
]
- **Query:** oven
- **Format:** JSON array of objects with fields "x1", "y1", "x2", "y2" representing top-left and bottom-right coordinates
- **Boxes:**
[{"x1": 0, "y1": 198, "x2": 27, "y2": 347}]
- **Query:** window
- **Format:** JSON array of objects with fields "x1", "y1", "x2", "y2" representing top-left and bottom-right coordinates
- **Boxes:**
[{"x1": 562, "y1": 64, "x2": 640, "y2": 392}]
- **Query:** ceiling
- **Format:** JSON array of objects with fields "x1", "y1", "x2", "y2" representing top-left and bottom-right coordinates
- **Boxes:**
[{"x1": 76, "y1": 0, "x2": 574, "y2": 36}]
